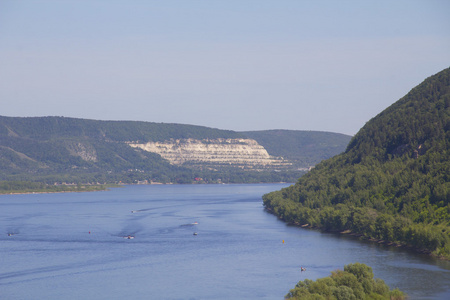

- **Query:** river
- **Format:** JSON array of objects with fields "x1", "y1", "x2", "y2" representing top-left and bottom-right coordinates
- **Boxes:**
[{"x1": 1, "y1": 184, "x2": 449, "y2": 299}]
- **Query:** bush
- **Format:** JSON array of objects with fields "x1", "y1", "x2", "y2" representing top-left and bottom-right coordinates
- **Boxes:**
[{"x1": 285, "y1": 263, "x2": 406, "y2": 300}]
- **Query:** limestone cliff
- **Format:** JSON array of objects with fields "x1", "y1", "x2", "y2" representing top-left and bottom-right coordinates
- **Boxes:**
[{"x1": 128, "y1": 138, "x2": 290, "y2": 170}]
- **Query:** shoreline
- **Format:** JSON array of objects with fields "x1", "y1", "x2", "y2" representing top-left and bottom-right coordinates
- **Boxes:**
[
  {"x1": 1, "y1": 182, "x2": 292, "y2": 196},
  {"x1": 265, "y1": 207, "x2": 449, "y2": 261},
  {"x1": 0, "y1": 185, "x2": 114, "y2": 196},
  {"x1": 301, "y1": 222, "x2": 447, "y2": 260}
]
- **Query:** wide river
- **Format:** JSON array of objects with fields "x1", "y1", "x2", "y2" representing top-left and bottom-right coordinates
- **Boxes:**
[{"x1": 1, "y1": 184, "x2": 450, "y2": 299}]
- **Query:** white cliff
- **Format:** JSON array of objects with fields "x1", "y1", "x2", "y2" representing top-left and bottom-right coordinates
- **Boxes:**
[{"x1": 128, "y1": 138, "x2": 290, "y2": 170}]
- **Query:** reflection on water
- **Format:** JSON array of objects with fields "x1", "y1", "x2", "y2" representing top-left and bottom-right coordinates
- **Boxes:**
[{"x1": 1, "y1": 184, "x2": 449, "y2": 300}]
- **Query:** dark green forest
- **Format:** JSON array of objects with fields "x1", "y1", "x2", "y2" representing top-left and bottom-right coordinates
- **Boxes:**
[
  {"x1": 286, "y1": 263, "x2": 406, "y2": 300},
  {"x1": 264, "y1": 67, "x2": 450, "y2": 258}
]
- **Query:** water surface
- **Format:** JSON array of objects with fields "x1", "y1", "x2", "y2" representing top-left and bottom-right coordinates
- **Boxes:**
[{"x1": 1, "y1": 184, "x2": 449, "y2": 299}]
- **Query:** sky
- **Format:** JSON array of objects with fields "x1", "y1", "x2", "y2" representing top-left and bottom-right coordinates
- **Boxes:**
[{"x1": 1, "y1": 1, "x2": 449, "y2": 136}]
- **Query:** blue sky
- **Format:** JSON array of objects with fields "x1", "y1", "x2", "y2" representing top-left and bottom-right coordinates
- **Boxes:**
[{"x1": 1, "y1": 0, "x2": 449, "y2": 135}]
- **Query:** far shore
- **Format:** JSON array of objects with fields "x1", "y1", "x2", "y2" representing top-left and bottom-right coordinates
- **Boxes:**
[{"x1": 0, "y1": 184, "x2": 115, "y2": 196}]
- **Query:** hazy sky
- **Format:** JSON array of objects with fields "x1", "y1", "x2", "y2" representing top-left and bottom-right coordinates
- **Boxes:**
[{"x1": 1, "y1": 0, "x2": 449, "y2": 135}]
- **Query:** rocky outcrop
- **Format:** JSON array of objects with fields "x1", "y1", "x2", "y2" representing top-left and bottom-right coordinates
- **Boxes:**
[
  {"x1": 128, "y1": 138, "x2": 290, "y2": 170},
  {"x1": 65, "y1": 141, "x2": 98, "y2": 162}
]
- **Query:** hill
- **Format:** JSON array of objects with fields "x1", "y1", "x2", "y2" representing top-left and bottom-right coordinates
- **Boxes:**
[
  {"x1": 263, "y1": 67, "x2": 450, "y2": 258},
  {"x1": 0, "y1": 116, "x2": 349, "y2": 186},
  {"x1": 242, "y1": 130, "x2": 351, "y2": 169}
]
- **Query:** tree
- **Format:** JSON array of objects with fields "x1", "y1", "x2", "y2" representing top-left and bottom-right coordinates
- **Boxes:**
[{"x1": 286, "y1": 263, "x2": 406, "y2": 300}]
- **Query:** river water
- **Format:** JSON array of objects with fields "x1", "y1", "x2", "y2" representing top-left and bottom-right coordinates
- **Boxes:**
[{"x1": 1, "y1": 184, "x2": 449, "y2": 299}]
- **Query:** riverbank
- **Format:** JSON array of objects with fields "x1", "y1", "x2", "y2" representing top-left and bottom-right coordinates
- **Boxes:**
[
  {"x1": 310, "y1": 222, "x2": 447, "y2": 260},
  {"x1": 0, "y1": 184, "x2": 114, "y2": 195},
  {"x1": 267, "y1": 207, "x2": 450, "y2": 261}
]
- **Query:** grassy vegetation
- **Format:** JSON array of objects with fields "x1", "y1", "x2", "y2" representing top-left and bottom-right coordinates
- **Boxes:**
[{"x1": 0, "y1": 180, "x2": 109, "y2": 194}]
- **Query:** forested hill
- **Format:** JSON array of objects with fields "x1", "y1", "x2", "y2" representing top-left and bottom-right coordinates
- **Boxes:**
[
  {"x1": 263, "y1": 67, "x2": 450, "y2": 258},
  {"x1": 0, "y1": 117, "x2": 243, "y2": 142},
  {"x1": 0, "y1": 116, "x2": 349, "y2": 185},
  {"x1": 243, "y1": 130, "x2": 351, "y2": 169}
]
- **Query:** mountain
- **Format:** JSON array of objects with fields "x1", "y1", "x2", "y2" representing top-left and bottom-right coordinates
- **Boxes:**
[
  {"x1": 242, "y1": 130, "x2": 351, "y2": 169},
  {"x1": 0, "y1": 116, "x2": 350, "y2": 185},
  {"x1": 263, "y1": 67, "x2": 450, "y2": 258}
]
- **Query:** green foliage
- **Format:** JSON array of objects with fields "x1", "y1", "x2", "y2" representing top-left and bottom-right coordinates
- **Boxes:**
[
  {"x1": 0, "y1": 116, "x2": 244, "y2": 142},
  {"x1": 286, "y1": 263, "x2": 406, "y2": 300},
  {"x1": 264, "y1": 67, "x2": 450, "y2": 258},
  {"x1": 389, "y1": 288, "x2": 406, "y2": 300}
]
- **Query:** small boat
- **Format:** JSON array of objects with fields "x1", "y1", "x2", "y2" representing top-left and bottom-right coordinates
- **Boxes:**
[
  {"x1": 124, "y1": 235, "x2": 135, "y2": 239},
  {"x1": 193, "y1": 232, "x2": 198, "y2": 236}
]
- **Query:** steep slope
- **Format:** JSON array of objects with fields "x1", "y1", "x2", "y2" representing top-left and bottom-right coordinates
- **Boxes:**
[
  {"x1": 263, "y1": 67, "x2": 450, "y2": 258},
  {"x1": 129, "y1": 138, "x2": 289, "y2": 170}
]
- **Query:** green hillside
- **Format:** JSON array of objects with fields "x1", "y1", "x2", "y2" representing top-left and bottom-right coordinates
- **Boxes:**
[
  {"x1": 263, "y1": 67, "x2": 450, "y2": 258},
  {"x1": 0, "y1": 116, "x2": 243, "y2": 142},
  {"x1": 242, "y1": 130, "x2": 351, "y2": 168},
  {"x1": 0, "y1": 116, "x2": 349, "y2": 187}
]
